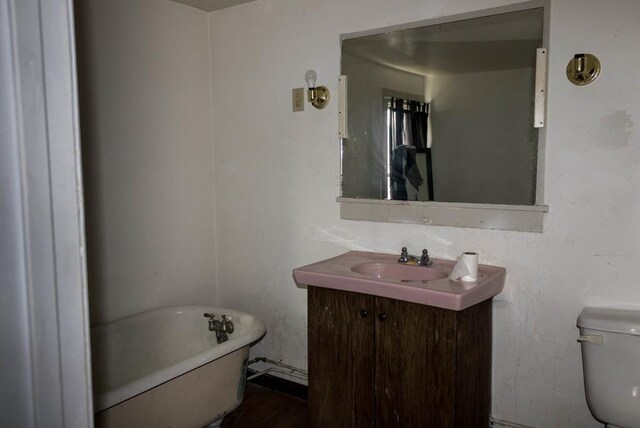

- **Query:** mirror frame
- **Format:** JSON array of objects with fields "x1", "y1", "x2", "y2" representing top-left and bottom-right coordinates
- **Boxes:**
[{"x1": 337, "y1": 0, "x2": 549, "y2": 233}]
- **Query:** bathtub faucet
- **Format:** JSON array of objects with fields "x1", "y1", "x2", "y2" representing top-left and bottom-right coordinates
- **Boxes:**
[
  {"x1": 398, "y1": 247, "x2": 432, "y2": 266},
  {"x1": 203, "y1": 313, "x2": 235, "y2": 343}
]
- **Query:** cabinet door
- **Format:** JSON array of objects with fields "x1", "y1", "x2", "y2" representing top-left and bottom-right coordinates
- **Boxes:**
[
  {"x1": 308, "y1": 287, "x2": 375, "y2": 427},
  {"x1": 374, "y1": 297, "x2": 456, "y2": 427}
]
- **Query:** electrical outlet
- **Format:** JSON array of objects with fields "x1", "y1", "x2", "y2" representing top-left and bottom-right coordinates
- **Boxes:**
[{"x1": 292, "y1": 88, "x2": 304, "y2": 112}]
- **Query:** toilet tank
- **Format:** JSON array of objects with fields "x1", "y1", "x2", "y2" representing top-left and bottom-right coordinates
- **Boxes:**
[{"x1": 577, "y1": 307, "x2": 640, "y2": 427}]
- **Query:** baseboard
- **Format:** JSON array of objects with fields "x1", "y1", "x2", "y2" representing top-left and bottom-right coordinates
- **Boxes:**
[{"x1": 246, "y1": 369, "x2": 308, "y2": 401}]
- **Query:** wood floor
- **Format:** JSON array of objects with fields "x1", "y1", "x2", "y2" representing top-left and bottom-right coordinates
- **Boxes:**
[{"x1": 221, "y1": 383, "x2": 310, "y2": 428}]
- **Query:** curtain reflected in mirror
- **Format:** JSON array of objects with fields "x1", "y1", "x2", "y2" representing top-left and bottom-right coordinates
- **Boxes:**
[{"x1": 387, "y1": 97, "x2": 434, "y2": 201}]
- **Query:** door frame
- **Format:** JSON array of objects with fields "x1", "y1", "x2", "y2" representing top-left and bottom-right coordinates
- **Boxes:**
[{"x1": 0, "y1": 0, "x2": 93, "y2": 426}]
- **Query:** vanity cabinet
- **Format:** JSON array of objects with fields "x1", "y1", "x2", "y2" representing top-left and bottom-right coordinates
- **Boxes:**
[{"x1": 308, "y1": 286, "x2": 492, "y2": 428}]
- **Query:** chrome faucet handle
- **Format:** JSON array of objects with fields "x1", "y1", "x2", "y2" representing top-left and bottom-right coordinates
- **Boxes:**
[
  {"x1": 398, "y1": 247, "x2": 409, "y2": 263},
  {"x1": 204, "y1": 313, "x2": 218, "y2": 331},
  {"x1": 420, "y1": 249, "x2": 432, "y2": 266},
  {"x1": 221, "y1": 314, "x2": 234, "y2": 334}
]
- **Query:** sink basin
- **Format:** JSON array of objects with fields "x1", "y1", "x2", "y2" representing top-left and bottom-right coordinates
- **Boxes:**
[
  {"x1": 293, "y1": 251, "x2": 506, "y2": 311},
  {"x1": 351, "y1": 262, "x2": 448, "y2": 282}
]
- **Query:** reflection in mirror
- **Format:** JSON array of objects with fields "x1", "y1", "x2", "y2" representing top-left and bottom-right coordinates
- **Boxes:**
[{"x1": 341, "y1": 8, "x2": 543, "y2": 205}]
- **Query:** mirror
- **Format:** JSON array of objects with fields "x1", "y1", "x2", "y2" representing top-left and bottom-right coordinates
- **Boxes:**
[{"x1": 341, "y1": 8, "x2": 544, "y2": 205}]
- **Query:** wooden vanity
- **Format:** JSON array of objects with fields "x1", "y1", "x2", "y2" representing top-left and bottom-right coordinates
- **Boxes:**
[
  {"x1": 294, "y1": 251, "x2": 505, "y2": 427},
  {"x1": 308, "y1": 286, "x2": 491, "y2": 427}
]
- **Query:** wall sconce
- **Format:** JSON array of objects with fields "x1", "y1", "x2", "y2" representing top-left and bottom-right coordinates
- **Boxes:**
[
  {"x1": 305, "y1": 70, "x2": 330, "y2": 109},
  {"x1": 566, "y1": 53, "x2": 601, "y2": 86}
]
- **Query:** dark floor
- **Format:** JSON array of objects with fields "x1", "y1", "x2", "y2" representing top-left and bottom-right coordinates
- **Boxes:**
[{"x1": 221, "y1": 383, "x2": 310, "y2": 427}]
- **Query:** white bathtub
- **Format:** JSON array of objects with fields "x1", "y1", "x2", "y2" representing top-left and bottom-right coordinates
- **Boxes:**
[{"x1": 90, "y1": 305, "x2": 266, "y2": 428}]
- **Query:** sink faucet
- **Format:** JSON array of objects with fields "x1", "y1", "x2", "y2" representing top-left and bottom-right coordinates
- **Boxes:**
[
  {"x1": 204, "y1": 313, "x2": 234, "y2": 343},
  {"x1": 398, "y1": 247, "x2": 432, "y2": 266}
]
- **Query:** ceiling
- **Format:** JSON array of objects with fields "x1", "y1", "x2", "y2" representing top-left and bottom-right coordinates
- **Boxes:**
[
  {"x1": 343, "y1": 8, "x2": 544, "y2": 76},
  {"x1": 171, "y1": 0, "x2": 257, "y2": 12}
]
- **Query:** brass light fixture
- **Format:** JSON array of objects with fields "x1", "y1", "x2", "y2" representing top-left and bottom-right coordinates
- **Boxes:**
[
  {"x1": 566, "y1": 53, "x2": 601, "y2": 86},
  {"x1": 305, "y1": 70, "x2": 330, "y2": 109}
]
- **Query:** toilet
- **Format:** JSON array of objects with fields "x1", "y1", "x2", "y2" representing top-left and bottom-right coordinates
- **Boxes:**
[{"x1": 577, "y1": 307, "x2": 640, "y2": 427}]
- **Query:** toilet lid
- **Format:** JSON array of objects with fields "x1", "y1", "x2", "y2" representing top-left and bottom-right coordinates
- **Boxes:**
[{"x1": 577, "y1": 307, "x2": 640, "y2": 335}]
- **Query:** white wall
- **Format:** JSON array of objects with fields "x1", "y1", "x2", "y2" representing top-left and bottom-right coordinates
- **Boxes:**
[
  {"x1": 77, "y1": 0, "x2": 217, "y2": 324},
  {"x1": 427, "y1": 68, "x2": 537, "y2": 204},
  {"x1": 209, "y1": 0, "x2": 640, "y2": 426},
  {"x1": 342, "y1": 54, "x2": 425, "y2": 199}
]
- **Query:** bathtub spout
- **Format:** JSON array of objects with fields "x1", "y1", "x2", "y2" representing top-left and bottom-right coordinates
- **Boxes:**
[
  {"x1": 204, "y1": 313, "x2": 234, "y2": 344},
  {"x1": 215, "y1": 330, "x2": 228, "y2": 343}
]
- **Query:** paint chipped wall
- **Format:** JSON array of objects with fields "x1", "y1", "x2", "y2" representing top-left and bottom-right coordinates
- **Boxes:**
[{"x1": 208, "y1": 0, "x2": 640, "y2": 426}]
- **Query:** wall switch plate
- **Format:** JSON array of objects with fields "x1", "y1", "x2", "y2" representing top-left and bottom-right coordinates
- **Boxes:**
[{"x1": 292, "y1": 88, "x2": 304, "y2": 112}]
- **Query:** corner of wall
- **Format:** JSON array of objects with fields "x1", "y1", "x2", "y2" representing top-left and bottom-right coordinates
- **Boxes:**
[{"x1": 205, "y1": 11, "x2": 220, "y2": 305}]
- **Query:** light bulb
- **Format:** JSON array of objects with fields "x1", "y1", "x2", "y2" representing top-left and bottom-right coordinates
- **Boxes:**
[{"x1": 305, "y1": 70, "x2": 317, "y2": 88}]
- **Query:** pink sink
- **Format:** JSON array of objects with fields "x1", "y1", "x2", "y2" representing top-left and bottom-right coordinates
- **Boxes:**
[
  {"x1": 350, "y1": 262, "x2": 448, "y2": 281},
  {"x1": 293, "y1": 251, "x2": 506, "y2": 311}
]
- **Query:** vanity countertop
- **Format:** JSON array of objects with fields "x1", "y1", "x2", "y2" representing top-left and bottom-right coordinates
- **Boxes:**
[{"x1": 293, "y1": 251, "x2": 506, "y2": 311}]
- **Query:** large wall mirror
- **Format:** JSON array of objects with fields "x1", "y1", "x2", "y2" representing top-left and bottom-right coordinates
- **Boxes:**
[{"x1": 341, "y1": 6, "x2": 544, "y2": 207}]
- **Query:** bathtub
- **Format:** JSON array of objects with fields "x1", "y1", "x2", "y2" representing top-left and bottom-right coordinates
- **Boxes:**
[{"x1": 90, "y1": 305, "x2": 266, "y2": 428}]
